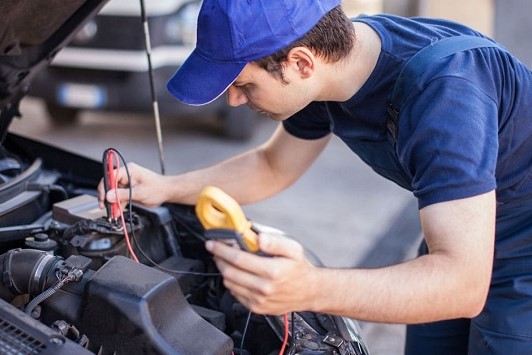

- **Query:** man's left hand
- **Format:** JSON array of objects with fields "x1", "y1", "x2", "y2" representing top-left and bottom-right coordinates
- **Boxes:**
[{"x1": 205, "y1": 232, "x2": 317, "y2": 315}]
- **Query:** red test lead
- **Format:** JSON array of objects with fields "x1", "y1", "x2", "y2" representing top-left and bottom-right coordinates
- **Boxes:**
[{"x1": 103, "y1": 149, "x2": 120, "y2": 223}]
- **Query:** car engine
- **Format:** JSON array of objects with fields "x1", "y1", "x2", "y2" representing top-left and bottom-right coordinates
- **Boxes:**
[{"x1": 0, "y1": 134, "x2": 369, "y2": 355}]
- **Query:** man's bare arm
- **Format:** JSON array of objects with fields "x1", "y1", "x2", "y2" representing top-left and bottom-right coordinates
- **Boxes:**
[
  {"x1": 166, "y1": 124, "x2": 331, "y2": 205},
  {"x1": 209, "y1": 191, "x2": 496, "y2": 323},
  {"x1": 99, "y1": 124, "x2": 330, "y2": 208},
  {"x1": 311, "y1": 191, "x2": 496, "y2": 322}
]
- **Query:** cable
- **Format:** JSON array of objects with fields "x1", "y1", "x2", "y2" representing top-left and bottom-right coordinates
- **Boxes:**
[
  {"x1": 104, "y1": 147, "x2": 221, "y2": 277},
  {"x1": 240, "y1": 310, "x2": 252, "y2": 355},
  {"x1": 132, "y1": 240, "x2": 222, "y2": 277},
  {"x1": 25, "y1": 272, "x2": 76, "y2": 316},
  {"x1": 106, "y1": 149, "x2": 290, "y2": 355},
  {"x1": 113, "y1": 153, "x2": 140, "y2": 263},
  {"x1": 173, "y1": 217, "x2": 209, "y2": 242},
  {"x1": 27, "y1": 183, "x2": 69, "y2": 200},
  {"x1": 279, "y1": 313, "x2": 289, "y2": 355},
  {"x1": 105, "y1": 148, "x2": 139, "y2": 263}
]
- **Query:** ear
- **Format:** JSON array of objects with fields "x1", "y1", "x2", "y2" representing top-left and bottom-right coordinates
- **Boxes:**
[{"x1": 286, "y1": 47, "x2": 315, "y2": 79}]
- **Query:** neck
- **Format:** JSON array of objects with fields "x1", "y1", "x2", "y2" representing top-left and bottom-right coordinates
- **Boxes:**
[{"x1": 318, "y1": 22, "x2": 381, "y2": 102}]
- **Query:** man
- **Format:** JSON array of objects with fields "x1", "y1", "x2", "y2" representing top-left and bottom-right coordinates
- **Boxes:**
[{"x1": 98, "y1": 0, "x2": 532, "y2": 353}]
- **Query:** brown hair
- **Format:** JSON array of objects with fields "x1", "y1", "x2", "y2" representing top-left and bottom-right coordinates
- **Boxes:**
[{"x1": 254, "y1": 6, "x2": 356, "y2": 83}]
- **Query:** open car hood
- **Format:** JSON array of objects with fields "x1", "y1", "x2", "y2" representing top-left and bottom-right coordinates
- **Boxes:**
[{"x1": 0, "y1": 0, "x2": 109, "y2": 141}]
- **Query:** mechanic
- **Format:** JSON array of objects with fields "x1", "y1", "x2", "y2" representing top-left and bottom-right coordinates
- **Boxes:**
[{"x1": 98, "y1": 0, "x2": 532, "y2": 353}]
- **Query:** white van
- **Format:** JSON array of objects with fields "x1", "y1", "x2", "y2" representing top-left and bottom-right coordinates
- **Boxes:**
[{"x1": 29, "y1": 0, "x2": 257, "y2": 140}]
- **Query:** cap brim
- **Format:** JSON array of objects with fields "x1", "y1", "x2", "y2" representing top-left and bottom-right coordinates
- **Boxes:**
[{"x1": 167, "y1": 48, "x2": 246, "y2": 106}]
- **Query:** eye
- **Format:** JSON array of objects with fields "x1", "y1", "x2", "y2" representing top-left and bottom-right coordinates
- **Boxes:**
[
  {"x1": 232, "y1": 83, "x2": 252, "y2": 96},
  {"x1": 232, "y1": 82, "x2": 246, "y2": 89}
]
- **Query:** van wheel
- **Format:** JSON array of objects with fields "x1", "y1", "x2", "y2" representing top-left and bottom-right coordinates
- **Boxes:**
[
  {"x1": 45, "y1": 102, "x2": 80, "y2": 126},
  {"x1": 219, "y1": 105, "x2": 257, "y2": 141}
]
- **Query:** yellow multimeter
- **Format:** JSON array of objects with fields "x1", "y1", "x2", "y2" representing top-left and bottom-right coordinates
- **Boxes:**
[{"x1": 195, "y1": 185, "x2": 260, "y2": 253}]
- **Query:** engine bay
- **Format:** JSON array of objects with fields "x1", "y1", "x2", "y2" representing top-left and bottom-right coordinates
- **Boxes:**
[
  {"x1": 0, "y1": 134, "x2": 369, "y2": 355},
  {"x1": 0, "y1": 136, "x2": 237, "y2": 354}
]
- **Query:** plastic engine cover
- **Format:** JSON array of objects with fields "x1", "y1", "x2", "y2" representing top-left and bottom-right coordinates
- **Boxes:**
[{"x1": 78, "y1": 255, "x2": 233, "y2": 354}]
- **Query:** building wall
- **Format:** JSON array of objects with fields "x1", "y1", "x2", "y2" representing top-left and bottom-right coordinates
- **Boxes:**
[
  {"x1": 344, "y1": 0, "x2": 532, "y2": 68},
  {"x1": 494, "y1": 0, "x2": 532, "y2": 68},
  {"x1": 342, "y1": 0, "x2": 383, "y2": 17},
  {"x1": 416, "y1": 0, "x2": 531, "y2": 67},
  {"x1": 417, "y1": 0, "x2": 494, "y2": 36}
]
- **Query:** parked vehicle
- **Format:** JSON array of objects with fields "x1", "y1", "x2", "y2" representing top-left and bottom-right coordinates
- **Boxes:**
[
  {"x1": 0, "y1": 1, "x2": 369, "y2": 354},
  {"x1": 27, "y1": 0, "x2": 258, "y2": 141}
]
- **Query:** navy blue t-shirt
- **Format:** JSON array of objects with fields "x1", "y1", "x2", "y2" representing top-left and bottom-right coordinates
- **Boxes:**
[{"x1": 283, "y1": 14, "x2": 532, "y2": 209}]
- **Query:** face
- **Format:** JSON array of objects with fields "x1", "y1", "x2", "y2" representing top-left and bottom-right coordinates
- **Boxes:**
[{"x1": 226, "y1": 62, "x2": 315, "y2": 121}]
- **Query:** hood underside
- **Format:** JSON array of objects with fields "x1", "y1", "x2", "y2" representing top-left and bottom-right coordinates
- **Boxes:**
[{"x1": 0, "y1": 0, "x2": 109, "y2": 139}]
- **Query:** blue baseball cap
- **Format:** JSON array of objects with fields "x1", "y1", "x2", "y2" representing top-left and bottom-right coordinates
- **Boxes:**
[{"x1": 167, "y1": 0, "x2": 341, "y2": 106}]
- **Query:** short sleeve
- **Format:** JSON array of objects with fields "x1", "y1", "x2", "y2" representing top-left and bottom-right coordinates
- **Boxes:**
[{"x1": 398, "y1": 77, "x2": 499, "y2": 209}]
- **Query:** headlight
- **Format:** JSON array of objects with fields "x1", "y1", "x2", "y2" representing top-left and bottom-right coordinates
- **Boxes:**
[{"x1": 164, "y1": 1, "x2": 201, "y2": 46}]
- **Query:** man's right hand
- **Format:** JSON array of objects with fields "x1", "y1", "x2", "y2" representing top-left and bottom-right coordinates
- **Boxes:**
[
  {"x1": 97, "y1": 162, "x2": 169, "y2": 210},
  {"x1": 96, "y1": 125, "x2": 331, "y2": 211}
]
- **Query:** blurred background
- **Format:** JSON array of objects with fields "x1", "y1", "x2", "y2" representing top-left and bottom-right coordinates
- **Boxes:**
[
  {"x1": 9, "y1": 0, "x2": 531, "y2": 354},
  {"x1": 24, "y1": 0, "x2": 532, "y2": 143}
]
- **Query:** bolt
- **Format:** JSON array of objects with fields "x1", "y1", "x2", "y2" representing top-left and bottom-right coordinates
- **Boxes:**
[{"x1": 49, "y1": 337, "x2": 65, "y2": 345}]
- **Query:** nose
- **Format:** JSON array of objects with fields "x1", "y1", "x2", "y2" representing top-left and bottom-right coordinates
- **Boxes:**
[{"x1": 226, "y1": 85, "x2": 249, "y2": 107}]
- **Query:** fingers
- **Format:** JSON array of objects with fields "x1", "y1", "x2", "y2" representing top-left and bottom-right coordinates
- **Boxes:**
[
  {"x1": 114, "y1": 164, "x2": 132, "y2": 188},
  {"x1": 208, "y1": 239, "x2": 311, "y2": 315},
  {"x1": 98, "y1": 164, "x2": 134, "y2": 209},
  {"x1": 210, "y1": 245, "x2": 279, "y2": 313},
  {"x1": 205, "y1": 234, "x2": 307, "y2": 276},
  {"x1": 97, "y1": 179, "x2": 106, "y2": 209},
  {"x1": 106, "y1": 187, "x2": 131, "y2": 205},
  {"x1": 258, "y1": 232, "x2": 305, "y2": 260},
  {"x1": 215, "y1": 255, "x2": 264, "y2": 291},
  {"x1": 206, "y1": 240, "x2": 262, "y2": 273}
]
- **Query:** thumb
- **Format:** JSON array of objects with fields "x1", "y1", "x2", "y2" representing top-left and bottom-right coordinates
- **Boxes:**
[
  {"x1": 106, "y1": 189, "x2": 117, "y2": 203},
  {"x1": 106, "y1": 188, "x2": 131, "y2": 203},
  {"x1": 259, "y1": 232, "x2": 305, "y2": 260}
]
